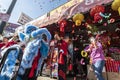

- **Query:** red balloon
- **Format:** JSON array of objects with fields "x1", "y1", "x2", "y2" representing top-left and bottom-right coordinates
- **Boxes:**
[
  {"x1": 94, "y1": 13, "x2": 103, "y2": 23},
  {"x1": 90, "y1": 5, "x2": 105, "y2": 17}
]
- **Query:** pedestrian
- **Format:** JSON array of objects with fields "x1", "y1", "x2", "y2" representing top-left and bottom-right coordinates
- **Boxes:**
[{"x1": 85, "y1": 36, "x2": 105, "y2": 80}]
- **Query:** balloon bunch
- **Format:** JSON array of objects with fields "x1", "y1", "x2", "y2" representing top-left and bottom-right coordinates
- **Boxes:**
[
  {"x1": 72, "y1": 13, "x2": 84, "y2": 26},
  {"x1": 111, "y1": 0, "x2": 120, "y2": 15},
  {"x1": 90, "y1": 5, "x2": 111, "y2": 23}
]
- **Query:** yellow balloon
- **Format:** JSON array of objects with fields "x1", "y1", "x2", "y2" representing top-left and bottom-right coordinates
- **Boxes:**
[
  {"x1": 112, "y1": 2, "x2": 120, "y2": 11},
  {"x1": 73, "y1": 13, "x2": 84, "y2": 22},
  {"x1": 118, "y1": 7, "x2": 120, "y2": 15},
  {"x1": 75, "y1": 20, "x2": 81, "y2": 26},
  {"x1": 81, "y1": 50, "x2": 88, "y2": 57},
  {"x1": 114, "y1": 0, "x2": 120, "y2": 3}
]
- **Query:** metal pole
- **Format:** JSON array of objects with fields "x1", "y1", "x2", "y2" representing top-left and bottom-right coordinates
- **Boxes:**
[{"x1": 0, "y1": 0, "x2": 17, "y2": 34}]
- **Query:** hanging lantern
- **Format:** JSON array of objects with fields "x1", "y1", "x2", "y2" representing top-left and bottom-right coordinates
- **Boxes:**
[
  {"x1": 111, "y1": 2, "x2": 120, "y2": 11},
  {"x1": 118, "y1": 7, "x2": 120, "y2": 15},
  {"x1": 73, "y1": 13, "x2": 84, "y2": 22},
  {"x1": 75, "y1": 20, "x2": 81, "y2": 26}
]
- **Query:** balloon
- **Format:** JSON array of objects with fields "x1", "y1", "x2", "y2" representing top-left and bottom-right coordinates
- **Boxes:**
[
  {"x1": 118, "y1": 7, "x2": 120, "y2": 15},
  {"x1": 81, "y1": 50, "x2": 88, "y2": 57},
  {"x1": 90, "y1": 7, "x2": 96, "y2": 17},
  {"x1": 94, "y1": 13, "x2": 103, "y2": 23},
  {"x1": 111, "y1": 2, "x2": 120, "y2": 11},
  {"x1": 99, "y1": 12, "x2": 111, "y2": 19},
  {"x1": 75, "y1": 20, "x2": 81, "y2": 26},
  {"x1": 90, "y1": 5, "x2": 105, "y2": 17},
  {"x1": 114, "y1": 0, "x2": 120, "y2": 3},
  {"x1": 73, "y1": 13, "x2": 84, "y2": 22}
]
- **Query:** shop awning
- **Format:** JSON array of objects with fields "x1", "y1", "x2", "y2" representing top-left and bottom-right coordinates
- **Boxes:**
[{"x1": 31, "y1": 0, "x2": 113, "y2": 27}]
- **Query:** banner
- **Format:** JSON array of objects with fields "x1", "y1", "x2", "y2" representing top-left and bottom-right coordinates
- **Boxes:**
[
  {"x1": 31, "y1": 0, "x2": 113, "y2": 27},
  {"x1": 4, "y1": 22, "x2": 20, "y2": 33},
  {"x1": 62, "y1": 0, "x2": 113, "y2": 18}
]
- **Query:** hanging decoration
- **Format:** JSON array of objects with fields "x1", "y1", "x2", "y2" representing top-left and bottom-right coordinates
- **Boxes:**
[
  {"x1": 107, "y1": 18, "x2": 115, "y2": 24},
  {"x1": 90, "y1": 5, "x2": 105, "y2": 17},
  {"x1": 72, "y1": 13, "x2": 84, "y2": 26},
  {"x1": 80, "y1": 58, "x2": 85, "y2": 65},
  {"x1": 118, "y1": 7, "x2": 120, "y2": 15},
  {"x1": 58, "y1": 19, "x2": 67, "y2": 37},
  {"x1": 75, "y1": 20, "x2": 81, "y2": 26},
  {"x1": 94, "y1": 13, "x2": 103, "y2": 23},
  {"x1": 90, "y1": 5, "x2": 111, "y2": 23},
  {"x1": 90, "y1": 5, "x2": 105, "y2": 23},
  {"x1": 111, "y1": 0, "x2": 120, "y2": 11},
  {"x1": 81, "y1": 50, "x2": 88, "y2": 57}
]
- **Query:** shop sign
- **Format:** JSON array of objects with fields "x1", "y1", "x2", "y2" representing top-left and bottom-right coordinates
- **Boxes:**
[
  {"x1": 4, "y1": 23, "x2": 20, "y2": 33},
  {"x1": 0, "y1": 13, "x2": 10, "y2": 22}
]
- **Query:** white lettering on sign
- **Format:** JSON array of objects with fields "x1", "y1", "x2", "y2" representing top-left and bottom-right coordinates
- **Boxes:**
[{"x1": 85, "y1": 0, "x2": 94, "y2": 5}]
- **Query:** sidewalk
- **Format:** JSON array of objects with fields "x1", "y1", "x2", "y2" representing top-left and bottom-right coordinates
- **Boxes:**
[{"x1": 37, "y1": 76, "x2": 57, "y2": 80}]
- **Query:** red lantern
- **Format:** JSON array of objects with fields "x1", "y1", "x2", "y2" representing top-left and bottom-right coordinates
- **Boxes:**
[
  {"x1": 90, "y1": 5, "x2": 105, "y2": 17},
  {"x1": 94, "y1": 13, "x2": 103, "y2": 23}
]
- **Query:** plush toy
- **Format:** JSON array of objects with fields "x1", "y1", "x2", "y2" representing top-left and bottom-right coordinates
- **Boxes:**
[
  {"x1": 17, "y1": 28, "x2": 51, "y2": 80},
  {"x1": 0, "y1": 45, "x2": 23, "y2": 80}
]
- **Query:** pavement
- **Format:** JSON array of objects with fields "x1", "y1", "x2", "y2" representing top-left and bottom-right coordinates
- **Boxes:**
[{"x1": 37, "y1": 76, "x2": 57, "y2": 80}]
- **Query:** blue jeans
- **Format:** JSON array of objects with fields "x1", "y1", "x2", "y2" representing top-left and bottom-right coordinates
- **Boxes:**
[{"x1": 92, "y1": 60, "x2": 105, "y2": 80}]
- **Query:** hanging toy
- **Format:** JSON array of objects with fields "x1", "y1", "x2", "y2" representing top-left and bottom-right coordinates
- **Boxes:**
[
  {"x1": 118, "y1": 7, "x2": 120, "y2": 15},
  {"x1": 73, "y1": 13, "x2": 84, "y2": 26},
  {"x1": 107, "y1": 18, "x2": 115, "y2": 24},
  {"x1": 111, "y1": 0, "x2": 120, "y2": 11},
  {"x1": 58, "y1": 19, "x2": 67, "y2": 37},
  {"x1": 81, "y1": 50, "x2": 88, "y2": 57},
  {"x1": 90, "y1": 5, "x2": 111, "y2": 23},
  {"x1": 99, "y1": 12, "x2": 111, "y2": 19},
  {"x1": 80, "y1": 58, "x2": 85, "y2": 65}
]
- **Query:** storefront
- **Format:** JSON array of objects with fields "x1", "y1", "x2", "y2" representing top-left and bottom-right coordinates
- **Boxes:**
[{"x1": 25, "y1": 0, "x2": 120, "y2": 79}]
